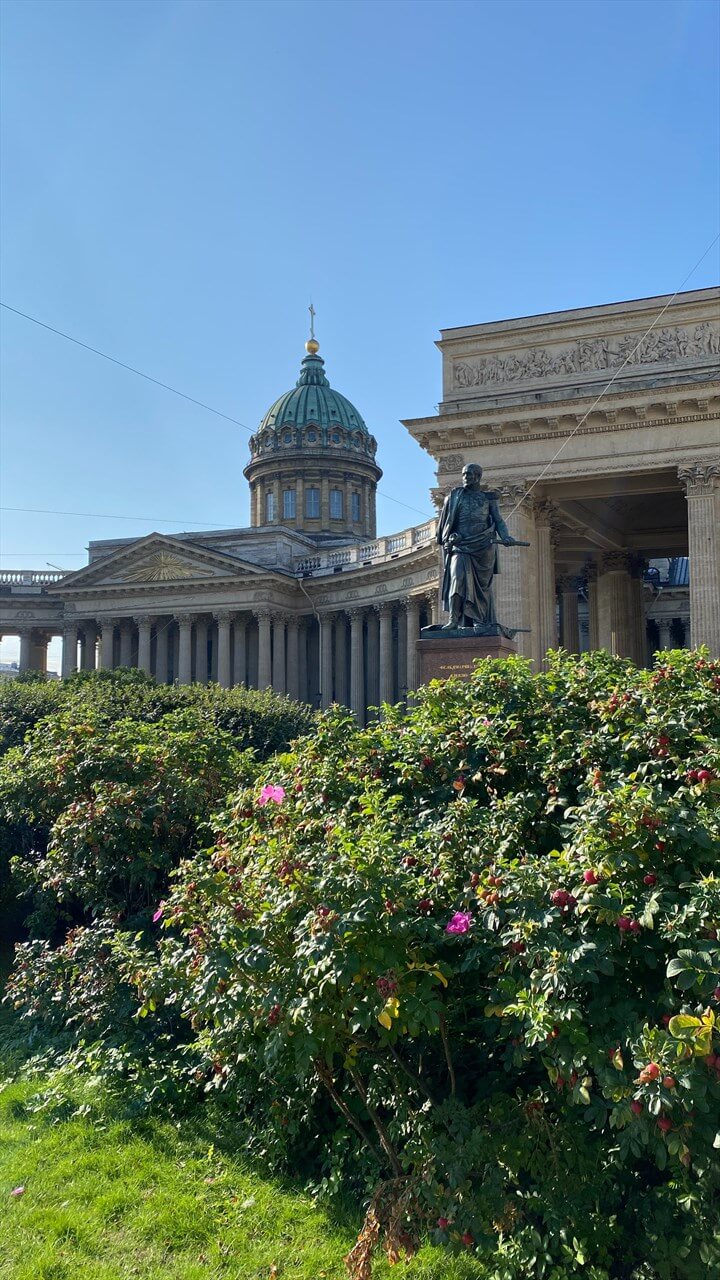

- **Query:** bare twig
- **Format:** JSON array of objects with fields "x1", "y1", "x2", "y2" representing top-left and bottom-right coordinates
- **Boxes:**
[
  {"x1": 348, "y1": 1067, "x2": 403, "y2": 1178},
  {"x1": 439, "y1": 1012, "x2": 456, "y2": 1097},
  {"x1": 314, "y1": 1059, "x2": 382, "y2": 1167}
]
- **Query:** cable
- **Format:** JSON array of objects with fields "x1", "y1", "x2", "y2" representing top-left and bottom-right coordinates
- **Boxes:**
[
  {"x1": 505, "y1": 232, "x2": 720, "y2": 521},
  {"x1": 0, "y1": 302, "x2": 434, "y2": 521}
]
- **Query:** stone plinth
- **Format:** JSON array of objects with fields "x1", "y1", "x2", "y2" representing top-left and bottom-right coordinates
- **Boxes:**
[{"x1": 417, "y1": 632, "x2": 517, "y2": 684}]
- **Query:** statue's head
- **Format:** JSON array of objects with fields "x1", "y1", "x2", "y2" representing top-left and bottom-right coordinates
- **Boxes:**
[{"x1": 461, "y1": 463, "x2": 483, "y2": 489}]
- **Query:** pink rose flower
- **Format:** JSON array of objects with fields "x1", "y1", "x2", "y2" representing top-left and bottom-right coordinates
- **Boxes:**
[
  {"x1": 152, "y1": 901, "x2": 165, "y2": 923},
  {"x1": 258, "y1": 784, "x2": 286, "y2": 806},
  {"x1": 445, "y1": 911, "x2": 472, "y2": 934}
]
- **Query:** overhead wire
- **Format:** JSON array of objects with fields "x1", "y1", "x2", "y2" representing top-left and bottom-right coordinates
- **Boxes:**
[
  {"x1": 0, "y1": 301, "x2": 434, "y2": 522},
  {"x1": 1, "y1": 232, "x2": 717, "y2": 578},
  {"x1": 504, "y1": 232, "x2": 720, "y2": 522}
]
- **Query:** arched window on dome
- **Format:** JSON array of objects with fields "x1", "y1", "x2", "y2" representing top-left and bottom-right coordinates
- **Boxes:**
[
  {"x1": 282, "y1": 489, "x2": 296, "y2": 520},
  {"x1": 351, "y1": 492, "x2": 361, "y2": 523},
  {"x1": 330, "y1": 489, "x2": 344, "y2": 520},
  {"x1": 306, "y1": 429, "x2": 318, "y2": 444},
  {"x1": 305, "y1": 487, "x2": 320, "y2": 519},
  {"x1": 331, "y1": 431, "x2": 341, "y2": 445},
  {"x1": 283, "y1": 431, "x2": 293, "y2": 446},
  {"x1": 265, "y1": 490, "x2": 276, "y2": 523}
]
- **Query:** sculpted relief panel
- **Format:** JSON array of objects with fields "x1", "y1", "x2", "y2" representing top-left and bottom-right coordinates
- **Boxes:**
[{"x1": 452, "y1": 322, "x2": 720, "y2": 391}]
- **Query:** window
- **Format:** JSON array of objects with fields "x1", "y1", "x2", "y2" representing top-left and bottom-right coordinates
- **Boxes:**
[
  {"x1": 331, "y1": 431, "x2": 341, "y2": 444},
  {"x1": 265, "y1": 490, "x2": 276, "y2": 522},
  {"x1": 283, "y1": 431, "x2": 292, "y2": 445},
  {"x1": 282, "y1": 488, "x2": 296, "y2": 519},
  {"x1": 305, "y1": 487, "x2": 320, "y2": 518},
  {"x1": 351, "y1": 492, "x2": 361, "y2": 522},
  {"x1": 330, "y1": 489, "x2": 343, "y2": 519},
  {"x1": 306, "y1": 430, "x2": 317, "y2": 443}
]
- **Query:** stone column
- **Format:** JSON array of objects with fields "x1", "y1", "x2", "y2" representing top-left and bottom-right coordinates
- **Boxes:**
[
  {"x1": 405, "y1": 595, "x2": 421, "y2": 698},
  {"x1": 558, "y1": 575, "x2": 581, "y2": 653},
  {"x1": 628, "y1": 556, "x2": 648, "y2": 666},
  {"x1": 319, "y1": 613, "x2": 334, "y2": 708},
  {"x1": 272, "y1": 615, "x2": 286, "y2": 694},
  {"x1": 396, "y1": 603, "x2": 407, "y2": 696},
  {"x1": 81, "y1": 624, "x2": 97, "y2": 671},
  {"x1": 256, "y1": 611, "x2": 272, "y2": 689},
  {"x1": 286, "y1": 617, "x2": 300, "y2": 700},
  {"x1": 135, "y1": 616, "x2": 153, "y2": 676},
  {"x1": 533, "y1": 501, "x2": 559, "y2": 664},
  {"x1": 334, "y1": 613, "x2": 348, "y2": 706},
  {"x1": 495, "y1": 483, "x2": 536, "y2": 659},
  {"x1": 119, "y1": 622, "x2": 133, "y2": 669},
  {"x1": 29, "y1": 631, "x2": 49, "y2": 673},
  {"x1": 366, "y1": 606, "x2": 379, "y2": 716},
  {"x1": 678, "y1": 462, "x2": 720, "y2": 656},
  {"x1": 99, "y1": 619, "x2": 117, "y2": 670},
  {"x1": 597, "y1": 553, "x2": 633, "y2": 657},
  {"x1": 349, "y1": 608, "x2": 365, "y2": 724},
  {"x1": 298, "y1": 619, "x2": 308, "y2": 703},
  {"x1": 194, "y1": 618, "x2": 209, "y2": 684},
  {"x1": 18, "y1": 628, "x2": 32, "y2": 673},
  {"x1": 377, "y1": 602, "x2": 394, "y2": 707},
  {"x1": 233, "y1": 615, "x2": 247, "y2": 687},
  {"x1": 216, "y1": 612, "x2": 233, "y2": 689},
  {"x1": 585, "y1": 562, "x2": 600, "y2": 651},
  {"x1": 362, "y1": 480, "x2": 370, "y2": 536},
  {"x1": 369, "y1": 487, "x2": 377, "y2": 537},
  {"x1": 155, "y1": 621, "x2": 169, "y2": 683},
  {"x1": 176, "y1": 615, "x2": 194, "y2": 685},
  {"x1": 61, "y1": 624, "x2": 79, "y2": 678},
  {"x1": 657, "y1": 616, "x2": 674, "y2": 651},
  {"x1": 321, "y1": 476, "x2": 330, "y2": 531}
]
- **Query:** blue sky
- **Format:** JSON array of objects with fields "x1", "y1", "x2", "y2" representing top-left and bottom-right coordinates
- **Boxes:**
[{"x1": 1, "y1": 0, "x2": 718, "y2": 666}]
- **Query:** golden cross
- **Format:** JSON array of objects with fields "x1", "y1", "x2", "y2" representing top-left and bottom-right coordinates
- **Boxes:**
[{"x1": 308, "y1": 302, "x2": 316, "y2": 340}]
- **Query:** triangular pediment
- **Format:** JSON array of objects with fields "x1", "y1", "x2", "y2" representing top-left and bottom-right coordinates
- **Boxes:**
[{"x1": 54, "y1": 534, "x2": 290, "y2": 593}]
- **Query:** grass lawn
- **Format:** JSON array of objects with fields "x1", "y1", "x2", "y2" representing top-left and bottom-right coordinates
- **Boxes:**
[{"x1": 0, "y1": 953, "x2": 486, "y2": 1280}]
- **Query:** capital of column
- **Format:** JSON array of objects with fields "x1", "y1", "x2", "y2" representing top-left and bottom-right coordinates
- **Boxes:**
[
  {"x1": 496, "y1": 480, "x2": 530, "y2": 509},
  {"x1": 556, "y1": 573, "x2": 581, "y2": 593},
  {"x1": 678, "y1": 461, "x2": 720, "y2": 496},
  {"x1": 533, "y1": 498, "x2": 561, "y2": 528},
  {"x1": 601, "y1": 551, "x2": 632, "y2": 574},
  {"x1": 430, "y1": 485, "x2": 451, "y2": 513},
  {"x1": 583, "y1": 560, "x2": 599, "y2": 585},
  {"x1": 99, "y1": 616, "x2": 119, "y2": 631},
  {"x1": 347, "y1": 606, "x2": 366, "y2": 622},
  {"x1": 133, "y1": 614, "x2": 156, "y2": 628},
  {"x1": 373, "y1": 599, "x2": 394, "y2": 615},
  {"x1": 214, "y1": 610, "x2": 236, "y2": 625},
  {"x1": 175, "y1": 613, "x2": 199, "y2": 629},
  {"x1": 628, "y1": 554, "x2": 648, "y2": 580}
]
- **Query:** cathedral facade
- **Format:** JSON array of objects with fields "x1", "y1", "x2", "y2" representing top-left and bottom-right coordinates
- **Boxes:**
[{"x1": 2, "y1": 287, "x2": 718, "y2": 718}]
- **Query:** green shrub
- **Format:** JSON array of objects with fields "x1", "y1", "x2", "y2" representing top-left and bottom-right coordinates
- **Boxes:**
[
  {"x1": 152, "y1": 649, "x2": 720, "y2": 1278},
  {"x1": 0, "y1": 671, "x2": 314, "y2": 935}
]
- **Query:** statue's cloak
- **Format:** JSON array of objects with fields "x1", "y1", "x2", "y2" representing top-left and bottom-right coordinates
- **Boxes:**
[{"x1": 436, "y1": 486, "x2": 509, "y2": 621}]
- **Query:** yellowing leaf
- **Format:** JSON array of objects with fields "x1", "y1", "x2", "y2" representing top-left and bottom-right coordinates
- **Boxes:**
[{"x1": 378, "y1": 996, "x2": 400, "y2": 1030}]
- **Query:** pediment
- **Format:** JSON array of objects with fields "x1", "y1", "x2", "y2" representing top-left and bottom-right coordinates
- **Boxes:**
[{"x1": 54, "y1": 534, "x2": 288, "y2": 593}]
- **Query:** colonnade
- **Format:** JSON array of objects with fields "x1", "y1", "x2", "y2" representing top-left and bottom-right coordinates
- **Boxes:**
[{"x1": 33, "y1": 596, "x2": 435, "y2": 722}]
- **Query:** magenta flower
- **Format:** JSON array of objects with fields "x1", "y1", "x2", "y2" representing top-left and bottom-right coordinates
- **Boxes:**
[
  {"x1": 152, "y1": 901, "x2": 165, "y2": 923},
  {"x1": 10, "y1": 1186, "x2": 25, "y2": 1197},
  {"x1": 258, "y1": 784, "x2": 286, "y2": 807},
  {"x1": 445, "y1": 911, "x2": 473, "y2": 934}
]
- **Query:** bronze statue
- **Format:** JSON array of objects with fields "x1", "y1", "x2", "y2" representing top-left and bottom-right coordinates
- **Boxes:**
[{"x1": 436, "y1": 463, "x2": 528, "y2": 635}]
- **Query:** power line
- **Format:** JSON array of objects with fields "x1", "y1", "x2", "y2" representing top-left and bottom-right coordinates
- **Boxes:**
[
  {"x1": 0, "y1": 301, "x2": 435, "y2": 521},
  {"x1": 507, "y1": 232, "x2": 720, "y2": 519}
]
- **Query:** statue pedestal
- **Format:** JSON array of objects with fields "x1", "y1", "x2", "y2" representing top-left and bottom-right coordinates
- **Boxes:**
[{"x1": 417, "y1": 632, "x2": 517, "y2": 685}]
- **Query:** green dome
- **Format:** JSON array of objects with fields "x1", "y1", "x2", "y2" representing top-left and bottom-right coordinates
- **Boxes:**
[{"x1": 259, "y1": 350, "x2": 368, "y2": 435}]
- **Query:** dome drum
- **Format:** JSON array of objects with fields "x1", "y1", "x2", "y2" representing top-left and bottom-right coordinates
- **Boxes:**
[{"x1": 244, "y1": 341, "x2": 382, "y2": 538}]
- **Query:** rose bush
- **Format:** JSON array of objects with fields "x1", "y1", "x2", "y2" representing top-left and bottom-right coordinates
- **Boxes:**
[{"x1": 151, "y1": 649, "x2": 720, "y2": 1278}]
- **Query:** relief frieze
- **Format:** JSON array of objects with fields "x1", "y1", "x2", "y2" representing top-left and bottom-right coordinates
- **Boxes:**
[{"x1": 452, "y1": 321, "x2": 720, "y2": 390}]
